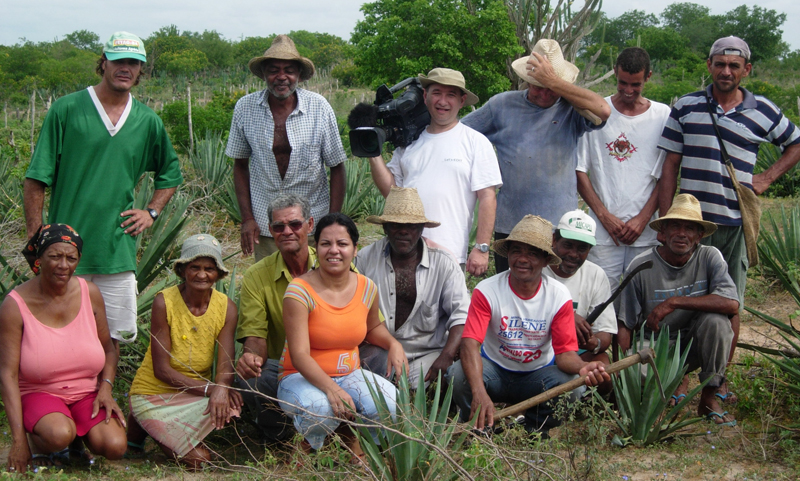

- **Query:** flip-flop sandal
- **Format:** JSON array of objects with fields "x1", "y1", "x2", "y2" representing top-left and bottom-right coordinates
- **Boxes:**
[
  {"x1": 705, "y1": 411, "x2": 736, "y2": 427},
  {"x1": 669, "y1": 394, "x2": 686, "y2": 405},
  {"x1": 715, "y1": 392, "x2": 738, "y2": 404},
  {"x1": 124, "y1": 440, "x2": 147, "y2": 459}
]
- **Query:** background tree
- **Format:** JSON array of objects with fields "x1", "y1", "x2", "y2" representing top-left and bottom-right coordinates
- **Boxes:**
[
  {"x1": 719, "y1": 5, "x2": 788, "y2": 62},
  {"x1": 64, "y1": 30, "x2": 102, "y2": 54}
]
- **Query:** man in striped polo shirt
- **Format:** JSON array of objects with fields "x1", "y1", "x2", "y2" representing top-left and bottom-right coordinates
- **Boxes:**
[{"x1": 657, "y1": 36, "x2": 800, "y2": 402}]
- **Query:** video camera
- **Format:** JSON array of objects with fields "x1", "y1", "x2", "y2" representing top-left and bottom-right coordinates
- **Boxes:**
[{"x1": 347, "y1": 77, "x2": 431, "y2": 158}]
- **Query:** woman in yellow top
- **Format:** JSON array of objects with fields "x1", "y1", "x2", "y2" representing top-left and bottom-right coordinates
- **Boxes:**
[
  {"x1": 126, "y1": 234, "x2": 241, "y2": 468},
  {"x1": 278, "y1": 213, "x2": 408, "y2": 459}
]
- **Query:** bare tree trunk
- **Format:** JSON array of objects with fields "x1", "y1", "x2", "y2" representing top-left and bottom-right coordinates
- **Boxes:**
[
  {"x1": 30, "y1": 90, "x2": 36, "y2": 154},
  {"x1": 187, "y1": 82, "x2": 194, "y2": 153}
]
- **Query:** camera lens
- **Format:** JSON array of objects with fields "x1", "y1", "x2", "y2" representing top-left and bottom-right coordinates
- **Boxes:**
[{"x1": 349, "y1": 128, "x2": 386, "y2": 158}]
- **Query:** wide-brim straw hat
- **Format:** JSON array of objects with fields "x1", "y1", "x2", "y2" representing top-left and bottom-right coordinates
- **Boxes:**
[
  {"x1": 511, "y1": 39, "x2": 579, "y2": 88},
  {"x1": 418, "y1": 68, "x2": 479, "y2": 105},
  {"x1": 649, "y1": 194, "x2": 717, "y2": 238},
  {"x1": 366, "y1": 186, "x2": 441, "y2": 228},
  {"x1": 172, "y1": 234, "x2": 230, "y2": 277},
  {"x1": 492, "y1": 215, "x2": 561, "y2": 266},
  {"x1": 248, "y1": 35, "x2": 315, "y2": 82}
]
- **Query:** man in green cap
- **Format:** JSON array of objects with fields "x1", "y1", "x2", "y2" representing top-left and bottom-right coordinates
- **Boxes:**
[{"x1": 24, "y1": 31, "x2": 183, "y2": 349}]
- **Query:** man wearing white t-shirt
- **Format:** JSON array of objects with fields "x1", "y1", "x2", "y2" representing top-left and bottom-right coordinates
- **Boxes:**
[
  {"x1": 447, "y1": 215, "x2": 609, "y2": 436},
  {"x1": 369, "y1": 68, "x2": 502, "y2": 276},
  {"x1": 576, "y1": 47, "x2": 671, "y2": 290},
  {"x1": 543, "y1": 210, "x2": 616, "y2": 395}
]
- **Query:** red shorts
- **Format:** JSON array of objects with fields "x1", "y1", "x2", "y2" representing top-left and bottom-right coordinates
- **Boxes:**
[{"x1": 21, "y1": 391, "x2": 116, "y2": 436}]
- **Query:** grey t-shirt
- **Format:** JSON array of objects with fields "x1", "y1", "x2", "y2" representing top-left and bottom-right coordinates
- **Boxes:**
[
  {"x1": 617, "y1": 245, "x2": 739, "y2": 336},
  {"x1": 462, "y1": 90, "x2": 603, "y2": 233}
]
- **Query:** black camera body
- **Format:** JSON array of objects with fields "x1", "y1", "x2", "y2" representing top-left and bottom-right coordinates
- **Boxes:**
[{"x1": 348, "y1": 77, "x2": 431, "y2": 158}]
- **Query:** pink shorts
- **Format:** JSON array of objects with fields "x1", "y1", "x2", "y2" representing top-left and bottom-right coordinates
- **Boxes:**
[{"x1": 21, "y1": 391, "x2": 116, "y2": 436}]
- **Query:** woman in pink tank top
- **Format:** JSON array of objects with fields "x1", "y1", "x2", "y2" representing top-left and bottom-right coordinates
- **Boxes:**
[{"x1": 0, "y1": 224, "x2": 126, "y2": 474}]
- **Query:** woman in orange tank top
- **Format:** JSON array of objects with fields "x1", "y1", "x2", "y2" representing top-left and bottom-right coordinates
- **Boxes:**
[{"x1": 278, "y1": 213, "x2": 408, "y2": 462}]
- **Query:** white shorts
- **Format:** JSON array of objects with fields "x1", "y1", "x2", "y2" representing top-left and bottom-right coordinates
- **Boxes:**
[
  {"x1": 78, "y1": 272, "x2": 138, "y2": 343},
  {"x1": 587, "y1": 245, "x2": 654, "y2": 292}
]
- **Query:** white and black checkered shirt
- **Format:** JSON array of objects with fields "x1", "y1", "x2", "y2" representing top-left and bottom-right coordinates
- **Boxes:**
[{"x1": 226, "y1": 88, "x2": 346, "y2": 235}]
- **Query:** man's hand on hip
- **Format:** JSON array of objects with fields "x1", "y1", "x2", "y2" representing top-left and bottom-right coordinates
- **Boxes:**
[
  {"x1": 240, "y1": 218, "x2": 260, "y2": 256},
  {"x1": 120, "y1": 209, "x2": 155, "y2": 236},
  {"x1": 466, "y1": 249, "x2": 489, "y2": 276}
]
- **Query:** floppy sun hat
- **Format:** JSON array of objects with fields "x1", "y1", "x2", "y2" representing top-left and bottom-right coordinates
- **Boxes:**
[
  {"x1": 173, "y1": 234, "x2": 230, "y2": 276},
  {"x1": 511, "y1": 39, "x2": 579, "y2": 88},
  {"x1": 366, "y1": 186, "x2": 440, "y2": 228},
  {"x1": 248, "y1": 34, "x2": 315, "y2": 82},
  {"x1": 492, "y1": 215, "x2": 561, "y2": 265},
  {"x1": 649, "y1": 194, "x2": 717, "y2": 238},
  {"x1": 418, "y1": 68, "x2": 479, "y2": 106}
]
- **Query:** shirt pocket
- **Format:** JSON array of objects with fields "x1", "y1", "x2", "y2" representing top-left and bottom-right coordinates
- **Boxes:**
[
  {"x1": 294, "y1": 141, "x2": 322, "y2": 169},
  {"x1": 416, "y1": 302, "x2": 441, "y2": 333}
]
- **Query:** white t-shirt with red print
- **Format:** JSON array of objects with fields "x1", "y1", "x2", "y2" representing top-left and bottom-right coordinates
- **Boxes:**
[{"x1": 462, "y1": 271, "x2": 578, "y2": 373}]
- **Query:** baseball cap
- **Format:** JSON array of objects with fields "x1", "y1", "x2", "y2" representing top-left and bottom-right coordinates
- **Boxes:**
[
  {"x1": 103, "y1": 32, "x2": 147, "y2": 62},
  {"x1": 709, "y1": 36, "x2": 750, "y2": 61},
  {"x1": 557, "y1": 209, "x2": 596, "y2": 246}
]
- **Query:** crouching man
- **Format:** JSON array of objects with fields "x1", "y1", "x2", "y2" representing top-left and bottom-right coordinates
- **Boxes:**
[
  {"x1": 447, "y1": 215, "x2": 609, "y2": 437},
  {"x1": 617, "y1": 194, "x2": 739, "y2": 426}
]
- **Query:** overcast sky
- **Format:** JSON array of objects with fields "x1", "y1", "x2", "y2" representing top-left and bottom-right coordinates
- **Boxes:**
[{"x1": 2, "y1": 0, "x2": 798, "y2": 53}]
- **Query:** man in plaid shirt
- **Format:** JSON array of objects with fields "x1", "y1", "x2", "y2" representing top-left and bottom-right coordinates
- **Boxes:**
[{"x1": 227, "y1": 35, "x2": 346, "y2": 261}]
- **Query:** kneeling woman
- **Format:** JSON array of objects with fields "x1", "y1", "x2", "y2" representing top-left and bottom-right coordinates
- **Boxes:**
[
  {"x1": 127, "y1": 234, "x2": 241, "y2": 468},
  {"x1": 278, "y1": 213, "x2": 408, "y2": 459},
  {"x1": 0, "y1": 224, "x2": 127, "y2": 474}
]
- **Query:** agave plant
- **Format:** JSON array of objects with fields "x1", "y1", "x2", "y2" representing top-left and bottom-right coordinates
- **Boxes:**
[
  {"x1": 601, "y1": 327, "x2": 708, "y2": 446},
  {"x1": 189, "y1": 130, "x2": 241, "y2": 223},
  {"x1": 355, "y1": 370, "x2": 471, "y2": 480},
  {"x1": 0, "y1": 252, "x2": 29, "y2": 302}
]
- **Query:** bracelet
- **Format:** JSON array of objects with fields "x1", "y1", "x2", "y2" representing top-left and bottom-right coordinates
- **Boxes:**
[
  {"x1": 241, "y1": 216, "x2": 255, "y2": 223},
  {"x1": 203, "y1": 381, "x2": 211, "y2": 397},
  {"x1": 102, "y1": 378, "x2": 114, "y2": 388}
]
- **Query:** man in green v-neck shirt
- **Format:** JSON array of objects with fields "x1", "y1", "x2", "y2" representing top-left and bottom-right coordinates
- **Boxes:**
[{"x1": 24, "y1": 31, "x2": 183, "y2": 346}]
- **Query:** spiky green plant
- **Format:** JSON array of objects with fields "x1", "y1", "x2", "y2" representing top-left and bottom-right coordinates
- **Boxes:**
[
  {"x1": 189, "y1": 130, "x2": 241, "y2": 222},
  {"x1": 0, "y1": 252, "x2": 29, "y2": 302},
  {"x1": 755, "y1": 205, "x2": 800, "y2": 304},
  {"x1": 601, "y1": 327, "x2": 708, "y2": 446},
  {"x1": 355, "y1": 369, "x2": 471, "y2": 480}
]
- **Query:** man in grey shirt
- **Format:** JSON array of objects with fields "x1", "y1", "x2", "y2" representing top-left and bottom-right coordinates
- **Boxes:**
[
  {"x1": 617, "y1": 194, "x2": 739, "y2": 426},
  {"x1": 356, "y1": 187, "x2": 469, "y2": 387},
  {"x1": 462, "y1": 39, "x2": 610, "y2": 273}
]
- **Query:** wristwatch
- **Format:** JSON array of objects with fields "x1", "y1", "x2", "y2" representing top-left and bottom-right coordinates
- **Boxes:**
[
  {"x1": 147, "y1": 208, "x2": 159, "y2": 221},
  {"x1": 591, "y1": 337, "x2": 603, "y2": 355},
  {"x1": 474, "y1": 243, "x2": 490, "y2": 253}
]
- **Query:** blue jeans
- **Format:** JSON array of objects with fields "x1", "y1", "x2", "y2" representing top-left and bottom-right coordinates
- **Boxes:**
[
  {"x1": 277, "y1": 369, "x2": 397, "y2": 450},
  {"x1": 447, "y1": 357, "x2": 582, "y2": 432}
]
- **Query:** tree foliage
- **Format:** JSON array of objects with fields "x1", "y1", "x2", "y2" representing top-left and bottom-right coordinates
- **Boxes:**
[{"x1": 352, "y1": 0, "x2": 522, "y2": 105}]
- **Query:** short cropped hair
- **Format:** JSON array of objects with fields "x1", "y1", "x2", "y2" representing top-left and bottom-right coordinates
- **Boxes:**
[
  {"x1": 267, "y1": 193, "x2": 311, "y2": 224},
  {"x1": 615, "y1": 47, "x2": 651, "y2": 76}
]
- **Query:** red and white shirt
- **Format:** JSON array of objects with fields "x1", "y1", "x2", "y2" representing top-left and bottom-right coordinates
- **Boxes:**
[{"x1": 463, "y1": 271, "x2": 577, "y2": 373}]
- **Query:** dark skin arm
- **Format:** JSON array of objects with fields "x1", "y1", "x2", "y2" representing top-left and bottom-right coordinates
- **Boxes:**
[
  {"x1": 424, "y1": 325, "x2": 464, "y2": 383},
  {"x1": 236, "y1": 336, "x2": 268, "y2": 380},
  {"x1": 617, "y1": 321, "x2": 634, "y2": 353},
  {"x1": 119, "y1": 187, "x2": 176, "y2": 236},
  {"x1": 88, "y1": 282, "x2": 126, "y2": 426},
  {"x1": 574, "y1": 313, "x2": 612, "y2": 353},
  {"x1": 329, "y1": 163, "x2": 346, "y2": 213},
  {"x1": 203, "y1": 299, "x2": 244, "y2": 429},
  {"x1": 23, "y1": 178, "x2": 47, "y2": 239},
  {"x1": 645, "y1": 294, "x2": 739, "y2": 333},
  {"x1": 234, "y1": 157, "x2": 260, "y2": 256},
  {"x1": 0, "y1": 295, "x2": 32, "y2": 473},
  {"x1": 554, "y1": 351, "x2": 610, "y2": 386},
  {"x1": 460, "y1": 338, "x2": 495, "y2": 429},
  {"x1": 752, "y1": 143, "x2": 800, "y2": 195},
  {"x1": 658, "y1": 152, "x2": 682, "y2": 216}
]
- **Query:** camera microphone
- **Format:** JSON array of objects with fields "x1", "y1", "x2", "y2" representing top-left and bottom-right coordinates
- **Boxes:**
[{"x1": 347, "y1": 102, "x2": 379, "y2": 129}]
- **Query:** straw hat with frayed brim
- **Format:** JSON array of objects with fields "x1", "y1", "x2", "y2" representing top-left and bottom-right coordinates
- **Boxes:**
[
  {"x1": 366, "y1": 187, "x2": 440, "y2": 228},
  {"x1": 649, "y1": 194, "x2": 717, "y2": 238},
  {"x1": 418, "y1": 68, "x2": 479, "y2": 106},
  {"x1": 172, "y1": 234, "x2": 230, "y2": 277},
  {"x1": 511, "y1": 39, "x2": 579, "y2": 88},
  {"x1": 492, "y1": 215, "x2": 561, "y2": 266},
  {"x1": 248, "y1": 35, "x2": 315, "y2": 82}
]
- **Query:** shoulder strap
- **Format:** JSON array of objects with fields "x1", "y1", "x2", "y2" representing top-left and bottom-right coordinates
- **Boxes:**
[{"x1": 706, "y1": 101, "x2": 742, "y2": 189}]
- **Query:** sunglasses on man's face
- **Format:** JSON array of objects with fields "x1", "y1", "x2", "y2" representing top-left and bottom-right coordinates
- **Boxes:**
[{"x1": 271, "y1": 220, "x2": 306, "y2": 233}]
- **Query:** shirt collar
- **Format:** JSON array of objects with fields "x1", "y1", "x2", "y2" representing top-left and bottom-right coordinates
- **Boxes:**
[
  {"x1": 705, "y1": 85, "x2": 757, "y2": 111},
  {"x1": 380, "y1": 237, "x2": 430, "y2": 269},
  {"x1": 259, "y1": 88, "x2": 307, "y2": 116},
  {"x1": 273, "y1": 246, "x2": 317, "y2": 282}
]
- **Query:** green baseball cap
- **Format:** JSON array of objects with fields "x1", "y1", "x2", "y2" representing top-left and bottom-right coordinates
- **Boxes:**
[{"x1": 103, "y1": 32, "x2": 147, "y2": 62}]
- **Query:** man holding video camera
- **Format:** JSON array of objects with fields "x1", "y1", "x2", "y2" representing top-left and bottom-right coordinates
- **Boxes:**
[{"x1": 368, "y1": 68, "x2": 502, "y2": 276}]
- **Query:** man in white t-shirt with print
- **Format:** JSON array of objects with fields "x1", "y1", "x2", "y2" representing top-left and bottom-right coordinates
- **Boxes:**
[
  {"x1": 576, "y1": 47, "x2": 671, "y2": 290},
  {"x1": 369, "y1": 68, "x2": 502, "y2": 276},
  {"x1": 543, "y1": 210, "x2": 616, "y2": 395},
  {"x1": 447, "y1": 215, "x2": 609, "y2": 437}
]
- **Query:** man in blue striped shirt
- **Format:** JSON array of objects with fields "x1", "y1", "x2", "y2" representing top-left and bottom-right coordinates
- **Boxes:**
[{"x1": 657, "y1": 36, "x2": 800, "y2": 403}]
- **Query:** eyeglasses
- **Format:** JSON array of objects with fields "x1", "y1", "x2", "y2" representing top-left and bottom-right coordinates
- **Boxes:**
[{"x1": 270, "y1": 220, "x2": 306, "y2": 233}]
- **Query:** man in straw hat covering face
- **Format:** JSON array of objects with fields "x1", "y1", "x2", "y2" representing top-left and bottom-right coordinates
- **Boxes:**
[
  {"x1": 227, "y1": 34, "x2": 347, "y2": 261},
  {"x1": 25, "y1": 31, "x2": 182, "y2": 348},
  {"x1": 658, "y1": 36, "x2": 800, "y2": 402},
  {"x1": 617, "y1": 194, "x2": 739, "y2": 426},
  {"x1": 462, "y1": 39, "x2": 611, "y2": 274},
  {"x1": 369, "y1": 68, "x2": 502, "y2": 276},
  {"x1": 355, "y1": 187, "x2": 470, "y2": 387},
  {"x1": 447, "y1": 215, "x2": 610, "y2": 436}
]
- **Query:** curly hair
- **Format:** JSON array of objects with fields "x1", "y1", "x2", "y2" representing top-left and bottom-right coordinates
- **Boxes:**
[
  {"x1": 95, "y1": 54, "x2": 145, "y2": 86},
  {"x1": 614, "y1": 47, "x2": 651, "y2": 76}
]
